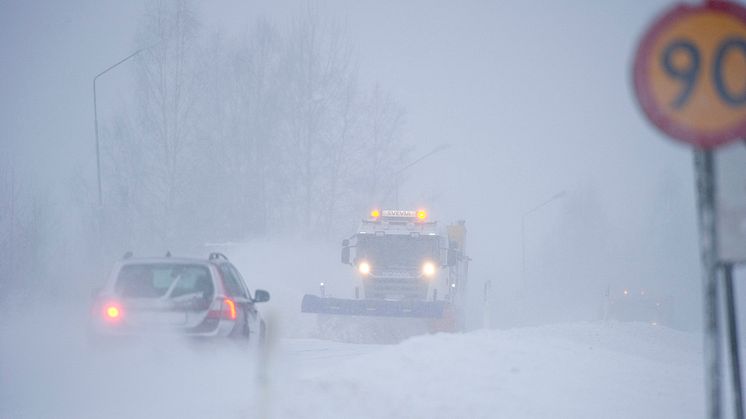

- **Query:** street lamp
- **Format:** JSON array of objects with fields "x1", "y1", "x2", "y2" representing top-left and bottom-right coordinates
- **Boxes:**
[
  {"x1": 390, "y1": 143, "x2": 452, "y2": 207},
  {"x1": 521, "y1": 190, "x2": 566, "y2": 292},
  {"x1": 93, "y1": 47, "x2": 147, "y2": 207}
]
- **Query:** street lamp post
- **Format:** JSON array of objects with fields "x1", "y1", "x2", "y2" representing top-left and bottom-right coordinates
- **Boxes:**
[
  {"x1": 93, "y1": 47, "x2": 147, "y2": 207},
  {"x1": 521, "y1": 190, "x2": 566, "y2": 293}
]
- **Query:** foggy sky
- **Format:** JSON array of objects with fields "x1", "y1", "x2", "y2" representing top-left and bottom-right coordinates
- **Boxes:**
[{"x1": 2, "y1": 0, "x2": 734, "y2": 329}]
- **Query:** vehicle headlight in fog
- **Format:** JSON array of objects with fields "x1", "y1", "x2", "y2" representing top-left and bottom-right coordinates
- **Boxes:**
[
  {"x1": 358, "y1": 261, "x2": 371, "y2": 275},
  {"x1": 422, "y1": 261, "x2": 436, "y2": 277}
]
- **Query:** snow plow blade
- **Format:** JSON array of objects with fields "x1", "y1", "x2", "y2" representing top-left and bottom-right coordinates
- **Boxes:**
[{"x1": 301, "y1": 294, "x2": 449, "y2": 319}]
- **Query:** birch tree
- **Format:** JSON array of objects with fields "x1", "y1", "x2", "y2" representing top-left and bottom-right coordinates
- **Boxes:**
[{"x1": 125, "y1": 0, "x2": 203, "y2": 247}]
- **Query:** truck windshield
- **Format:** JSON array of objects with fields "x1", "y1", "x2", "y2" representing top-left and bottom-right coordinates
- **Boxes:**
[{"x1": 355, "y1": 235, "x2": 439, "y2": 268}]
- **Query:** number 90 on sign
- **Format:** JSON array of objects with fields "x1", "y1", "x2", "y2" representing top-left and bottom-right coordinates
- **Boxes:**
[{"x1": 662, "y1": 38, "x2": 746, "y2": 109}]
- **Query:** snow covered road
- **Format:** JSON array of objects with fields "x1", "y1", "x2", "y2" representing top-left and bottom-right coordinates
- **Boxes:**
[
  {"x1": 1, "y1": 320, "x2": 703, "y2": 419},
  {"x1": 273, "y1": 322, "x2": 703, "y2": 419}
]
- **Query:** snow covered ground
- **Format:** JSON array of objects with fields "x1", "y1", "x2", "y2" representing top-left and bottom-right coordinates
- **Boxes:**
[
  {"x1": 1, "y1": 317, "x2": 703, "y2": 419},
  {"x1": 274, "y1": 322, "x2": 703, "y2": 419}
]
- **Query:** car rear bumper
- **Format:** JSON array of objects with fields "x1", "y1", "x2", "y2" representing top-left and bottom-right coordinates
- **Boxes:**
[{"x1": 88, "y1": 317, "x2": 237, "y2": 341}]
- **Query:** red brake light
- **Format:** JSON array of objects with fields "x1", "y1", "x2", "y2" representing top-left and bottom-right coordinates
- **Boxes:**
[
  {"x1": 207, "y1": 298, "x2": 237, "y2": 320},
  {"x1": 224, "y1": 298, "x2": 237, "y2": 320},
  {"x1": 102, "y1": 302, "x2": 122, "y2": 322}
]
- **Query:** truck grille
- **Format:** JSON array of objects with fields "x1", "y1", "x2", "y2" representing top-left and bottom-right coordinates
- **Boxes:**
[{"x1": 364, "y1": 277, "x2": 428, "y2": 300}]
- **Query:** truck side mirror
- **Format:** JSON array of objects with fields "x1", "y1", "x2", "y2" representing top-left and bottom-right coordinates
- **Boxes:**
[
  {"x1": 447, "y1": 249, "x2": 459, "y2": 267},
  {"x1": 447, "y1": 242, "x2": 460, "y2": 267},
  {"x1": 341, "y1": 246, "x2": 350, "y2": 264}
]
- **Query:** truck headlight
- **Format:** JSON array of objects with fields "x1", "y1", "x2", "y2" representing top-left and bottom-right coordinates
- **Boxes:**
[
  {"x1": 422, "y1": 261, "x2": 436, "y2": 277},
  {"x1": 358, "y1": 261, "x2": 371, "y2": 275}
]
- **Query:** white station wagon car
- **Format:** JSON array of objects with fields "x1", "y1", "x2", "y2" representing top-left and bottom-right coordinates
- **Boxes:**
[{"x1": 89, "y1": 252, "x2": 269, "y2": 344}]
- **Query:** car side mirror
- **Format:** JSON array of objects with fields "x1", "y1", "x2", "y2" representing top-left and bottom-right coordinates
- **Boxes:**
[{"x1": 254, "y1": 289, "x2": 270, "y2": 303}]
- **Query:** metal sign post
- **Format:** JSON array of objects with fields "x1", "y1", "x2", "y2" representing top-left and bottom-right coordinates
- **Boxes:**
[
  {"x1": 716, "y1": 140, "x2": 746, "y2": 419},
  {"x1": 722, "y1": 262, "x2": 744, "y2": 419},
  {"x1": 695, "y1": 149, "x2": 722, "y2": 419}
]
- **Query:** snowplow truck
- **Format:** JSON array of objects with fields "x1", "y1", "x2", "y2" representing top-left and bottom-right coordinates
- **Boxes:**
[{"x1": 301, "y1": 209, "x2": 469, "y2": 331}]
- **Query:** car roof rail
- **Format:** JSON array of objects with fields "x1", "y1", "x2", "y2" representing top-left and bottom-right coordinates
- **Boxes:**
[
  {"x1": 123, "y1": 251, "x2": 133, "y2": 259},
  {"x1": 208, "y1": 252, "x2": 228, "y2": 261}
]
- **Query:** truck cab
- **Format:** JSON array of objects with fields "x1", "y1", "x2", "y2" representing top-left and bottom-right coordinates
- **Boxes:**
[
  {"x1": 342, "y1": 209, "x2": 446, "y2": 301},
  {"x1": 303, "y1": 209, "x2": 468, "y2": 330}
]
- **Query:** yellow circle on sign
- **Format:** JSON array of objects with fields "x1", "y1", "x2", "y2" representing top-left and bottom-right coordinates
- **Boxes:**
[{"x1": 633, "y1": 2, "x2": 746, "y2": 148}]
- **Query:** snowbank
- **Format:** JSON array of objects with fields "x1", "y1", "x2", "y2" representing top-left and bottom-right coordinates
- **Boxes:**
[
  {"x1": 276, "y1": 322, "x2": 703, "y2": 419},
  {"x1": 1, "y1": 314, "x2": 703, "y2": 419}
]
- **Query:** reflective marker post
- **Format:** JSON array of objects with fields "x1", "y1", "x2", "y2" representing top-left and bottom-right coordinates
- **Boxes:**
[{"x1": 695, "y1": 149, "x2": 722, "y2": 419}]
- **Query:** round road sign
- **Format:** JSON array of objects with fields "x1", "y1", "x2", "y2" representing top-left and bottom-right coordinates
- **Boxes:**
[{"x1": 634, "y1": 1, "x2": 746, "y2": 148}]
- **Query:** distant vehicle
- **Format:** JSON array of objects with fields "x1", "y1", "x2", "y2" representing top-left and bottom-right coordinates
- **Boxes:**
[
  {"x1": 301, "y1": 209, "x2": 470, "y2": 332},
  {"x1": 603, "y1": 286, "x2": 672, "y2": 326},
  {"x1": 89, "y1": 252, "x2": 269, "y2": 345}
]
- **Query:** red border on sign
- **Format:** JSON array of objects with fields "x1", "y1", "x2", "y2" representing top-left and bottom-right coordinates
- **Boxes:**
[{"x1": 633, "y1": 0, "x2": 746, "y2": 149}]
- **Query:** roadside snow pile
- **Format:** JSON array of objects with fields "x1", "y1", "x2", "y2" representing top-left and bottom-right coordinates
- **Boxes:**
[
  {"x1": 1, "y1": 315, "x2": 703, "y2": 419},
  {"x1": 278, "y1": 322, "x2": 703, "y2": 419}
]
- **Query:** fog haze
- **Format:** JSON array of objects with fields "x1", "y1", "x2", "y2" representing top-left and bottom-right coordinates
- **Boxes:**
[{"x1": 2, "y1": 1, "x2": 742, "y2": 418}]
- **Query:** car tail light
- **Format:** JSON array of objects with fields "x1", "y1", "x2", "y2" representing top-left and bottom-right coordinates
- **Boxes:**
[
  {"x1": 224, "y1": 299, "x2": 237, "y2": 320},
  {"x1": 207, "y1": 298, "x2": 237, "y2": 320},
  {"x1": 102, "y1": 302, "x2": 123, "y2": 323}
]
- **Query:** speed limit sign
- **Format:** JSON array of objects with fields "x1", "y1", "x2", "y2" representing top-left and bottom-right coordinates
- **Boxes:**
[{"x1": 633, "y1": 1, "x2": 746, "y2": 148}]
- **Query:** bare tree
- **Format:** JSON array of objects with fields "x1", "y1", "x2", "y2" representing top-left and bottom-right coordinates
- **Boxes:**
[
  {"x1": 280, "y1": 7, "x2": 355, "y2": 234},
  {"x1": 351, "y1": 84, "x2": 410, "y2": 210},
  {"x1": 98, "y1": 1, "x2": 412, "y2": 249},
  {"x1": 0, "y1": 156, "x2": 58, "y2": 298},
  {"x1": 104, "y1": 0, "x2": 204, "y2": 248},
  {"x1": 227, "y1": 20, "x2": 285, "y2": 237}
]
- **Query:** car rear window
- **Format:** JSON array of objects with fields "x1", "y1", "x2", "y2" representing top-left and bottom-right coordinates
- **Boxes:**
[{"x1": 115, "y1": 263, "x2": 213, "y2": 299}]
